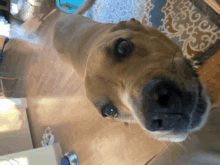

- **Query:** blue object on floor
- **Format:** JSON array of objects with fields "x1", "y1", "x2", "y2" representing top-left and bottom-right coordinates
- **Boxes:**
[
  {"x1": 56, "y1": 0, "x2": 84, "y2": 14},
  {"x1": 61, "y1": 150, "x2": 79, "y2": 165},
  {"x1": 61, "y1": 156, "x2": 70, "y2": 165}
]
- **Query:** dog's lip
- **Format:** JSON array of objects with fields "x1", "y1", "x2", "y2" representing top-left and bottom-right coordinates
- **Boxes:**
[
  {"x1": 157, "y1": 133, "x2": 188, "y2": 142},
  {"x1": 188, "y1": 81, "x2": 208, "y2": 130},
  {"x1": 147, "y1": 129, "x2": 189, "y2": 142}
]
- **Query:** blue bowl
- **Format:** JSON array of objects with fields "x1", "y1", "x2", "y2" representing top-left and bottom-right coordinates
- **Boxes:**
[
  {"x1": 61, "y1": 150, "x2": 79, "y2": 165},
  {"x1": 56, "y1": 0, "x2": 84, "y2": 14}
]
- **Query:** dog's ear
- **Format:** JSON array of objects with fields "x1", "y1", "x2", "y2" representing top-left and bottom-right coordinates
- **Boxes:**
[{"x1": 74, "y1": 0, "x2": 96, "y2": 15}]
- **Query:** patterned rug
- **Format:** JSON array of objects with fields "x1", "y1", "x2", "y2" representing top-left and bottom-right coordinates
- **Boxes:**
[{"x1": 83, "y1": 0, "x2": 220, "y2": 60}]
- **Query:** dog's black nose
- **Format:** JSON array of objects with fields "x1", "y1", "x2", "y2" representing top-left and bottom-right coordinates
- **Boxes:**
[
  {"x1": 141, "y1": 79, "x2": 190, "y2": 131},
  {"x1": 152, "y1": 80, "x2": 182, "y2": 109}
]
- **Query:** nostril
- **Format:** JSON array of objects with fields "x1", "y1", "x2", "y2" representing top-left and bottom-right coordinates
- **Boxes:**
[
  {"x1": 157, "y1": 88, "x2": 170, "y2": 107},
  {"x1": 147, "y1": 114, "x2": 186, "y2": 132},
  {"x1": 154, "y1": 119, "x2": 163, "y2": 128},
  {"x1": 153, "y1": 88, "x2": 168, "y2": 99},
  {"x1": 149, "y1": 119, "x2": 163, "y2": 131},
  {"x1": 158, "y1": 95, "x2": 170, "y2": 107},
  {"x1": 154, "y1": 81, "x2": 182, "y2": 109}
]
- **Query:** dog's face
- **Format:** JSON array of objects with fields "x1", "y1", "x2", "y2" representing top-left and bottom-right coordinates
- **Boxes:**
[{"x1": 84, "y1": 18, "x2": 211, "y2": 142}]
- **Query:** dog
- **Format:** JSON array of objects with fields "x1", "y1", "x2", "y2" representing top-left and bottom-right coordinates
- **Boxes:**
[{"x1": 7, "y1": 0, "x2": 212, "y2": 142}]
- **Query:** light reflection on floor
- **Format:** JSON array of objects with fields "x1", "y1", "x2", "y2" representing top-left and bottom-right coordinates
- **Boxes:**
[
  {"x1": 0, "y1": 157, "x2": 28, "y2": 165},
  {"x1": 0, "y1": 96, "x2": 22, "y2": 133}
]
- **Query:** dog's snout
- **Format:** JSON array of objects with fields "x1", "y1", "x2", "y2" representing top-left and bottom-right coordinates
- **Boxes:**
[{"x1": 141, "y1": 79, "x2": 191, "y2": 131}]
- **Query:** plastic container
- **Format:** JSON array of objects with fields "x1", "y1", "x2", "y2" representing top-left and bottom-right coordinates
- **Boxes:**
[
  {"x1": 56, "y1": 0, "x2": 84, "y2": 13},
  {"x1": 61, "y1": 150, "x2": 79, "y2": 165}
]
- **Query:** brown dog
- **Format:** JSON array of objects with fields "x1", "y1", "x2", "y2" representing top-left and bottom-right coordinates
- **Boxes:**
[
  {"x1": 7, "y1": 0, "x2": 212, "y2": 142},
  {"x1": 52, "y1": 12, "x2": 211, "y2": 142}
]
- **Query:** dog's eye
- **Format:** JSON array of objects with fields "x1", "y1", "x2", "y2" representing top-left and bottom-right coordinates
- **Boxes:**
[
  {"x1": 115, "y1": 38, "x2": 133, "y2": 59},
  {"x1": 101, "y1": 104, "x2": 118, "y2": 118}
]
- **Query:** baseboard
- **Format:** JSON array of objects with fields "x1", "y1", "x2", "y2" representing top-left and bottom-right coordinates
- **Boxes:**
[{"x1": 204, "y1": 0, "x2": 220, "y2": 15}]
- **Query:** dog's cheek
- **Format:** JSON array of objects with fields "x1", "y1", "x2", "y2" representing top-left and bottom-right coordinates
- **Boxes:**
[
  {"x1": 84, "y1": 75, "x2": 99, "y2": 103},
  {"x1": 84, "y1": 75, "x2": 112, "y2": 103}
]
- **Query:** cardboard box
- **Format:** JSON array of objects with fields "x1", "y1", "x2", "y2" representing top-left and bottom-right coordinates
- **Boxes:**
[
  {"x1": 0, "y1": 97, "x2": 33, "y2": 155},
  {"x1": 0, "y1": 143, "x2": 63, "y2": 165}
]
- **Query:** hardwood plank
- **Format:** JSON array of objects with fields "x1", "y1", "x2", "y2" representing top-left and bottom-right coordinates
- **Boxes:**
[
  {"x1": 198, "y1": 50, "x2": 220, "y2": 108},
  {"x1": 0, "y1": 37, "x2": 168, "y2": 165}
]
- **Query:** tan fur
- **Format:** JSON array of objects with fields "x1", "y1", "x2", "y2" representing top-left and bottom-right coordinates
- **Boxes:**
[{"x1": 7, "y1": 0, "x2": 211, "y2": 142}]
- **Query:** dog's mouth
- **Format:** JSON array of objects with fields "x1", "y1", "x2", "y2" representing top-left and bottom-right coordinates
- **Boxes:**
[
  {"x1": 187, "y1": 81, "x2": 210, "y2": 131},
  {"x1": 138, "y1": 78, "x2": 211, "y2": 142},
  {"x1": 153, "y1": 85, "x2": 210, "y2": 142},
  {"x1": 171, "y1": 81, "x2": 208, "y2": 132}
]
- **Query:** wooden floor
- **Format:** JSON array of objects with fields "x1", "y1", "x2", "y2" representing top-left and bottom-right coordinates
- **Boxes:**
[
  {"x1": 0, "y1": 39, "x2": 168, "y2": 164},
  {"x1": 0, "y1": 2, "x2": 169, "y2": 165}
]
